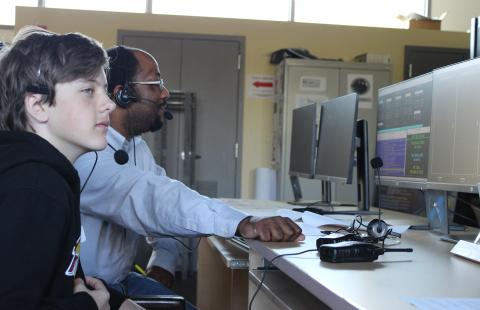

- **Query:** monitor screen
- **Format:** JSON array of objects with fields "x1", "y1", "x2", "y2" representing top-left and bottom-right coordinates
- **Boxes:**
[
  {"x1": 289, "y1": 103, "x2": 318, "y2": 178},
  {"x1": 376, "y1": 73, "x2": 433, "y2": 185},
  {"x1": 427, "y1": 57, "x2": 480, "y2": 191},
  {"x1": 315, "y1": 93, "x2": 358, "y2": 184}
]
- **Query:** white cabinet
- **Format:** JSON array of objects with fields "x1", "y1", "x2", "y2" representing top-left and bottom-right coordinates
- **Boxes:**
[{"x1": 273, "y1": 59, "x2": 391, "y2": 202}]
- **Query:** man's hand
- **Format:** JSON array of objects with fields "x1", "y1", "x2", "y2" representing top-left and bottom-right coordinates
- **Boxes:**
[
  {"x1": 146, "y1": 266, "x2": 174, "y2": 288},
  {"x1": 74, "y1": 276, "x2": 110, "y2": 310},
  {"x1": 236, "y1": 216, "x2": 305, "y2": 242}
]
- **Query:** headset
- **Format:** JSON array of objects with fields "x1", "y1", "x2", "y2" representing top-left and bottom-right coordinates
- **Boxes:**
[
  {"x1": 114, "y1": 83, "x2": 137, "y2": 108},
  {"x1": 111, "y1": 45, "x2": 138, "y2": 109}
]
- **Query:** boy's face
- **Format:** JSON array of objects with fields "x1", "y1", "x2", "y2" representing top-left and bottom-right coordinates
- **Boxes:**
[{"x1": 46, "y1": 68, "x2": 115, "y2": 157}]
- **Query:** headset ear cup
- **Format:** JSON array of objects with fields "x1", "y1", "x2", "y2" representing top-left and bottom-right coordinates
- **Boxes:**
[
  {"x1": 115, "y1": 89, "x2": 131, "y2": 108},
  {"x1": 114, "y1": 84, "x2": 137, "y2": 108},
  {"x1": 367, "y1": 219, "x2": 389, "y2": 239}
]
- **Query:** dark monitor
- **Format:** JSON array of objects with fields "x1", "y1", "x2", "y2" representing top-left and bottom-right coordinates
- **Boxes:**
[
  {"x1": 315, "y1": 93, "x2": 358, "y2": 184},
  {"x1": 376, "y1": 73, "x2": 433, "y2": 187},
  {"x1": 289, "y1": 103, "x2": 318, "y2": 178},
  {"x1": 471, "y1": 16, "x2": 480, "y2": 59}
]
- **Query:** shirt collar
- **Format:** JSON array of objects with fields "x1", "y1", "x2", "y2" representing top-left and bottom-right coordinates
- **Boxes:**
[{"x1": 107, "y1": 127, "x2": 144, "y2": 152}]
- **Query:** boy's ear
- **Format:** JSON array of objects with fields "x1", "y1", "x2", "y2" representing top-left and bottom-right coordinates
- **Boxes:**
[{"x1": 24, "y1": 93, "x2": 49, "y2": 124}]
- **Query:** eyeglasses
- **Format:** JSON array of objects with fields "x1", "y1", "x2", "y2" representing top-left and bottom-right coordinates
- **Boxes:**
[{"x1": 129, "y1": 79, "x2": 166, "y2": 91}]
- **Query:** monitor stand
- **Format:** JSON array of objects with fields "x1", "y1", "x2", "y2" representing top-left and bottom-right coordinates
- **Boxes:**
[
  {"x1": 425, "y1": 190, "x2": 478, "y2": 244},
  {"x1": 287, "y1": 176, "x2": 332, "y2": 206}
]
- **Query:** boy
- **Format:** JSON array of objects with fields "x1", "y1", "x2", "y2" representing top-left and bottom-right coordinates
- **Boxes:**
[{"x1": 0, "y1": 26, "x2": 121, "y2": 309}]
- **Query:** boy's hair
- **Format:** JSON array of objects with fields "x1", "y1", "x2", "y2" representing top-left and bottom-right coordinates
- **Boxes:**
[
  {"x1": 0, "y1": 26, "x2": 109, "y2": 131},
  {"x1": 106, "y1": 45, "x2": 140, "y2": 95}
]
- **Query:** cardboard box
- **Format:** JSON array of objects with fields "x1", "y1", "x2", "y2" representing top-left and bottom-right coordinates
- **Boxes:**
[
  {"x1": 409, "y1": 19, "x2": 441, "y2": 30},
  {"x1": 353, "y1": 53, "x2": 391, "y2": 64}
]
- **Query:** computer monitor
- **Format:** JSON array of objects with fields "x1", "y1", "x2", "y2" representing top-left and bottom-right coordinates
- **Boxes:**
[
  {"x1": 314, "y1": 93, "x2": 372, "y2": 210},
  {"x1": 375, "y1": 59, "x2": 480, "y2": 239},
  {"x1": 376, "y1": 73, "x2": 433, "y2": 187},
  {"x1": 289, "y1": 103, "x2": 318, "y2": 178},
  {"x1": 428, "y1": 57, "x2": 480, "y2": 192},
  {"x1": 288, "y1": 103, "x2": 319, "y2": 202},
  {"x1": 315, "y1": 93, "x2": 358, "y2": 184},
  {"x1": 470, "y1": 16, "x2": 480, "y2": 59}
]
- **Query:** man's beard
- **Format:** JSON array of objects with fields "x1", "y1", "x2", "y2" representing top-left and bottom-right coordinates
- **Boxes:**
[
  {"x1": 126, "y1": 108, "x2": 164, "y2": 136},
  {"x1": 149, "y1": 116, "x2": 164, "y2": 132}
]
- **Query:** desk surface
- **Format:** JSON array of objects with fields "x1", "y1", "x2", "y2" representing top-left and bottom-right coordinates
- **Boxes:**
[{"x1": 222, "y1": 199, "x2": 480, "y2": 310}]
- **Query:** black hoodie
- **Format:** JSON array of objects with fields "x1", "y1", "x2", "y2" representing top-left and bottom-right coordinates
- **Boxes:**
[{"x1": 0, "y1": 131, "x2": 97, "y2": 310}]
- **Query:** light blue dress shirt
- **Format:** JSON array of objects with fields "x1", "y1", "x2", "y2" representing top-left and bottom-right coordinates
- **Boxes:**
[{"x1": 75, "y1": 128, "x2": 247, "y2": 284}]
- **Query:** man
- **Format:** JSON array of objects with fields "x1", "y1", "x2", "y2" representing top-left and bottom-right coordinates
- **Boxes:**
[{"x1": 75, "y1": 45, "x2": 304, "y2": 304}]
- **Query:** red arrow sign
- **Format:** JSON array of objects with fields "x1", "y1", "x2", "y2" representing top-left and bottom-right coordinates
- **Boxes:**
[{"x1": 253, "y1": 81, "x2": 273, "y2": 88}]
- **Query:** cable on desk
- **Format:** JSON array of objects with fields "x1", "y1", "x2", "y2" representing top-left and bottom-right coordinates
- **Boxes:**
[{"x1": 248, "y1": 248, "x2": 317, "y2": 310}]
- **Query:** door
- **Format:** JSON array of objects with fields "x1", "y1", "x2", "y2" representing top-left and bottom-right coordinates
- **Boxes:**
[
  {"x1": 118, "y1": 31, "x2": 244, "y2": 198},
  {"x1": 404, "y1": 45, "x2": 469, "y2": 79}
]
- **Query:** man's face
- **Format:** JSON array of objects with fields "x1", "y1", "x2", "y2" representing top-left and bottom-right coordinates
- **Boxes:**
[
  {"x1": 46, "y1": 69, "x2": 115, "y2": 155},
  {"x1": 127, "y1": 51, "x2": 170, "y2": 135}
]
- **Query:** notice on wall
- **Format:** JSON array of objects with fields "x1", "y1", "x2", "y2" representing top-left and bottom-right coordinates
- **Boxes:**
[
  {"x1": 300, "y1": 76, "x2": 327, "y2": 92},
  {"x1": 247, "y1": 75, "x2": 275, "y2": 99},
  {"x1": 347, "y1": 73, "x2": 374, "y2": 109}
]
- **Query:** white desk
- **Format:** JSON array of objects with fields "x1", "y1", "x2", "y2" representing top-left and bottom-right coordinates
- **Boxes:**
[{"x1": 219, "y1": 199, "x2": 480, "y2": 310}]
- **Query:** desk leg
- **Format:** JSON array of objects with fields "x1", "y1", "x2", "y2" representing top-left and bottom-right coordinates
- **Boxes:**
[
  {"x1": 197, "y1": 238, "x2": 248, "y2": 310},
  {"x1": 230, "y1": 269, "x2": 248, "y2": 310}
]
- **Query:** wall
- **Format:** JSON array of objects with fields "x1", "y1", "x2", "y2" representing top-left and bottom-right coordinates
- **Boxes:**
[
  {"x1": 0, "y1": 26, "x2": 14, "y2": 43},
  {"x1": 15, "y1": 7, "x2": 468, "y2": 198},
  {"x1": 432, "y1": 0, "x2": 480, "y2": 32}
]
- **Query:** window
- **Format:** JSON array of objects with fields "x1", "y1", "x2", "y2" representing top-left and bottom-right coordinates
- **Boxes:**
[
  {"x1": 45, "y1": 0, "x2": 146, "y2": 14},
  {"x1": 294, "y1": 0, "x2": 426, "y2": 29},
  {"x1": 152, "y1": 0, "x2": 290, "y2": 21},
  {"x1": 0, "y1": 0, "x2": 37, "y2": 26},
  {"x1": 1, "y1": 0, "x2": 428, "y2": 29}
]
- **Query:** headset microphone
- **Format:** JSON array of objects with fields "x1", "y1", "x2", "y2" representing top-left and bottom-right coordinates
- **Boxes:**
[
  {"x1": 114, "y1": 87, "x2": 174, "y2": 122},
  {"x1": 108, "y1": 143, "x2": 129, "y2": 165},
  {"x1": 136, "y1": 97, "x2": 174, "y2": 121},
  {"x1": 370, "y1": 157, "x2": 383, "y2": 170},
  {"x1": 164, "y1": 110, "x2": 173, "y2": 120}
]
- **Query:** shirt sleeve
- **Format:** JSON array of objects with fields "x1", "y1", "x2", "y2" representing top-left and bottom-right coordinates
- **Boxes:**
[
  {"x1": 75, "y1": 151, "x2": 248, "y2": 239},
  {"x1": 146, "y1": 237, "x2": 179, "y2": 275},
  {"x1": 0, "y1": 188, "x2": 97, "y2": 310}
]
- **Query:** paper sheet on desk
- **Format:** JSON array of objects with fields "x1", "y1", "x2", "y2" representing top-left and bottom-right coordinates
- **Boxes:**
[
  {"x1": 403, "y1": 297, "x2": 480, "y2": 310},
  {"x1": 296, "y1": 222, "x2": 325, "y2": 235},
  {"x1": 277, "y1": 209, "x2": 352, "y2": 226},
  {"x1": 391, "y1": 225, "x2": 410, "y2": 234},
  {"x1": 277, "y1": 209, "x2": 303, "y2": 221},
  {"x1": 276, "y1": 209, "x2": 337, "y2": 235},
  {"x1": 302, "y1": 211, "x2": 351, "y2": 229}
]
